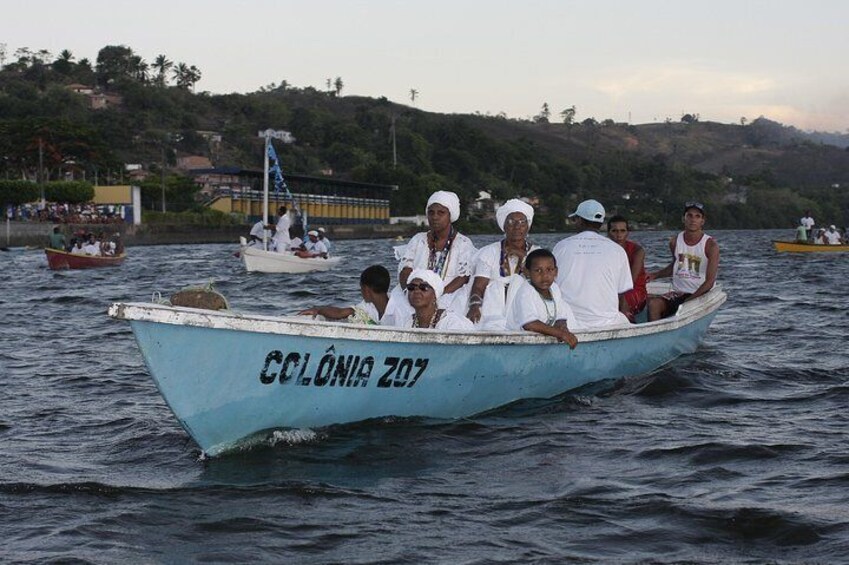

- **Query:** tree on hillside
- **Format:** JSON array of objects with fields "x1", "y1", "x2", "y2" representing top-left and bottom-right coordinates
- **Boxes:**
[
  {"x1": 172, "y1": 63, "x2": 201, "y2": 90},
  {"x1": 535, "y1": 103, "x2": 551, "y2": 123},
  {"x1": 334, "y1": 77, "x2": 344, "y2": 96},
  {"x1": 0, "y1": 43, "x2": 7, "y2": 67},
  {"x1": 152, "y1": 54, "x2": 172, "y2": 87},
  {"x1": 96, "y1": 45, "x2": 136, "y2": 86},
  {"x1": 560, "y1": 105, "x2": 576, "y2": 125},
  {"x1": 52, "y1": 50, "x2": 74, "y2": 75},
  {"x1": 410, "y1": 88, "x2": 418, "y2": 104},
  {"x1": 681, "y1": 113, "x2": 699, "y2": 124},
  {"x1": 129, "y1": 55, "x2": 149, "y2": 83}
]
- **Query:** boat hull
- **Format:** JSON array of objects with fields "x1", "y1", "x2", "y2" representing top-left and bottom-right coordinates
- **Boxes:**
[
  {"x1": 110, "y1": 286, "x2": 725, "y2": 456},
  {"x1": 773, "y1": 240, "x2": 849, "y2": 253},
  {"x1": 240, "y1": 244, "x2": 341, "y2": 273},
  {"x1": 45, "y1": 249, "x2": 126, "y2": 270}
]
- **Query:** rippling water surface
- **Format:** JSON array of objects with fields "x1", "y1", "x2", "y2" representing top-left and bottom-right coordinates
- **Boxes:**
[{"x1": 2, "y1": 230, "x2": 848, "y2": 563}]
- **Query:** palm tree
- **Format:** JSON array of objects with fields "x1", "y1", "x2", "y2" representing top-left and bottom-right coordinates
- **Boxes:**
[
  {"x1": 410, "y1": 88, "x2": 418, "y2": 104},
  {"x1": 173, "y1": 62, "x2": 202, "y2": 91},
  {"x1": 129, "y1": 55, "x2": 149, "y2": 82},
  {"x1": 153, "y1": 54, "x2": 172, "y2": 87},
  {"x1": 334, "y1": 77, "x2": 344, "y2": 96}
]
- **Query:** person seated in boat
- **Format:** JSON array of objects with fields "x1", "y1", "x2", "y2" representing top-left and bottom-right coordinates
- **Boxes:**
[
  {"x1": 393, "y1": 190, "x2": 477, "y2": 319},
  {"x1": 100, "y1": 233, "x2": 117, "y2": 256},
  {"x1": 794, "y1": 221, "x2": 808, "y2": 243},
  {"x1": 824, "y1": 225, "x2": 842, "y2": 245},
  {"x1": 248, "y1": 219, "x2": 266, "y2": 246},
  {"x1": 506, "y1": 249, "x2": 578, "y2": 348},
  {"x1": 466, "y1": 198, "x2": 538, "y2": 330},
  {"x1": 46, "y1": 226, "x2": 66, "y2": 250},
  {"x1": 288, "y1": 227, "x2": 305, "y2": 251},
  {"x1": 607, "y1": 215, "x2": 647, "y2": 322},
  {"x1": 813, "y1": 228, "x2": 827, "y2": 245},
  {"x1": 647, "y1": 202, "x2": 719, "y2": 321},
  {"x1": 298, "y1": 265, "x2": 397, "y2": 325},
  {"x1": 70, "y1": 239, "x2": 86, "y2": 255},
  {"x1": 317, "y1": 227, "x2": 333, "y2": 253},
  {"x1": 296, "y1": 230, "x2": 328, "y2": 258},
  {"x1": 390, "y1": 269, "x2": 474, "y2": 331},
  {"x1": 552, "y1": 199, "x2": 632, "y2": 329},
  {"x1": 82, "y1": 233, "x2": 101, "y2": 256}
]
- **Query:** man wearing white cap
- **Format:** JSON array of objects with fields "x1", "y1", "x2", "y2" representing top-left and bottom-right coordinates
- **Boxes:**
[
  {"x1": 317, "y1": 227, "x2": 333, "y2": 252},
  {"x1": 394, "y1": 190, "x2": 476, "y2": 313},
  {"x1": 302, "y1": 230, "x2": 328, "y2": 258},
  {"x1": 552, "y1": 199, "x2": 632, "y2": 329},
  {"x1": 824, "y1": 225, "x2": 842, "y2": 245},
  {"x1": 466, "y1": 198, "x2": 539, "y2": 329}
]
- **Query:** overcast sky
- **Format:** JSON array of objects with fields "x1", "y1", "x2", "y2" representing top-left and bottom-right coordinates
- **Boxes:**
[{"x1": 4, "y1": 0, "x2": 848, "y2": 131}]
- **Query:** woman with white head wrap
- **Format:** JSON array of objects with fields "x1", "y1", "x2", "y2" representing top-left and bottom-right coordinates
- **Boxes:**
[
  {"x1": 393, "y1": 190, "x2": 477, "y2": 315},
  {"x1": 389, "y1": 269, "x2": 474, "y2": 331},
  {"x1": 466, "y1": 198, "x2": 539, "y2": 330}
]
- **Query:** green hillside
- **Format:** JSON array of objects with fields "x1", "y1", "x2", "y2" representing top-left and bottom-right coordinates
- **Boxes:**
[{"x1": 1, "y1": 44, "x2": 848, "y2": 229}]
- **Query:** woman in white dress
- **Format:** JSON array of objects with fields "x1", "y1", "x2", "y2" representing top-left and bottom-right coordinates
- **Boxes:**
[
  {"x1": 390, "y1": 269, "x2": 474, "y2": 331},
  {"x1": 393, "y1": 191, "x2": 476, "y2": 316},
  {"x1": 466, "y1": 199, "x2": 538, "y2": 330}
]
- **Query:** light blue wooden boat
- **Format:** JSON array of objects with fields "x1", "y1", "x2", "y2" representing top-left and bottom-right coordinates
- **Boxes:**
[{"x1": 108, "y1": 283, "x2": 726, "y2": 456}]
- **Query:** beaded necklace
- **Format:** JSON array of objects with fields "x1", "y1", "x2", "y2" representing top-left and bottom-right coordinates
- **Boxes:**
[
  {"x1": 412, "y1": 309, "x2": 444, "y2": 329},
  {"x1": 500, "y1": 239, "x2": 531, "y2": 277},
  {"x1": 536, "y1": 288, "x2": 557, "y2": 326},
  {"x1": 427, "y1": 227, "x2": 456, "y2": 279}
]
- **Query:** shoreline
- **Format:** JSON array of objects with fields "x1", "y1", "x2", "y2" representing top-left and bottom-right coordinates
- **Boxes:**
[{"x1": 2, "y1": 221, "x2": 420, "y2": 248}]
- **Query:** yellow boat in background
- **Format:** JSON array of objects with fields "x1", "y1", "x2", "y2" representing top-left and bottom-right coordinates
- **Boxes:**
[{"x1": 773, "y1": 240, "x2": 849, "y2": 253}]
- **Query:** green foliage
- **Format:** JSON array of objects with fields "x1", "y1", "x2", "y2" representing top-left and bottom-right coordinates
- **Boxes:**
[
  {"x1": 42, "y1": 181, "x2": 94, "y2": 203},
  {"x1": 0, "y1": 180, "x2": 40, "y2": 205}
]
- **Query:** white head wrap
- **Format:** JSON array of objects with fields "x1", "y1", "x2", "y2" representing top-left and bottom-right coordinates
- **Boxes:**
[
  {"x1": 407, "y1": 269, "x2": 445, "y2": 299},
  {"x1": 495, "y1": 199, "x2": 535, "y2": 232},
  {"x1": 307, "y1": 230, "x2": 319, "y2": 237},
  {"x1": 426, "y1": 191, "x2": 461, "y2": 223}
]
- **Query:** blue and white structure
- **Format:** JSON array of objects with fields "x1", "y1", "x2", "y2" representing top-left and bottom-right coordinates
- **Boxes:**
[{"x1": 109, "y1": 283, "x2": 726, "y2": 456}]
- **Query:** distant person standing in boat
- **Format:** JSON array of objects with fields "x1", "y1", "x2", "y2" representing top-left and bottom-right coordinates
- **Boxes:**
[
  {"x1": 248, "y1": 219, "x2": 266, "y2": 247},
  {"x1": 647, "y1": 202, "x2": 719, "y2": 321},
  {"x1": 298, "y1": 265, "x2": 397, "y2": 325},
  {"x1": 272, "y1": 206, "x2": 291, "y2": 253},
  {"x1": 317, "y1": 227, "x2": 333, "y2": 253},
  {"x1": 506, "y1": 249, "x2": 578, "y2": 348},
  {"x1": 390, "y1": 269, "x2": 474, "y2": 331},
  {"x1": 466, "y1": 199, "x2": 538, "y2": 329},
  {"x1": 47, "y1": 226, "x2": 66, "y2": 250},
  {"x1": 800, "y1": 210, "x2": 815, "y2": 242},
  {"x1": 795, "y1": 221, "x2": 808, "y2": 243},
  {"x1": 552, "y1": 199, "x2": 632, "y2": 329},
  {"x1": 607, "y1": 215, "x2": 647, "y2": 322},
  {"x1": 394, "y1": 190, "x2": 476, "y2": 316}
]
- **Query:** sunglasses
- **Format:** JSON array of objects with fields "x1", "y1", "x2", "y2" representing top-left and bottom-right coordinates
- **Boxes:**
[
  {"x1": 407, "y1": 283, "x2": 433, "y2": 292},
  {"x1": 684, "y1": 201, "x2": 704, "y2": 211}
]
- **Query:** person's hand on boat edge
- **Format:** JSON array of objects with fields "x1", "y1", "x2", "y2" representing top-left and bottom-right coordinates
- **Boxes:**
[{"x1": 552, "y1": 321, "x2": 578, "y2": 349}]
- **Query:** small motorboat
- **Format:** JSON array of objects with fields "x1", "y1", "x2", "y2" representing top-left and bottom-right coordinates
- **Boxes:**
[
  {"x1": 45, "y1": 248, "x2": 126, "y2": 270},
  {"x1": 239, "y1": 237, "x2": 342, "y2": 273},
  {"x1": 109, "y1": 282, "x2": 726, "y2": 456},
  {"x1": 773, "y1": 240, "x2": 849, "y2": 253}
]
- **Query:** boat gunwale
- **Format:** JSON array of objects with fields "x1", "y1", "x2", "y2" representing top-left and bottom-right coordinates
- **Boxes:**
[
  {"x1": 108, "y1": 285, "x2": 726, "y2": 345},
  {"x1": 45, "y1": 248, "x2": 127, "y2": 261},
  {"x1": 772, "y1": 240, "x2": 849, "y2": 252}
]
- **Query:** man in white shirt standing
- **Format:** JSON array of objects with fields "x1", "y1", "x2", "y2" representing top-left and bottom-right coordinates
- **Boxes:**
[
  {"x1": 552, "y1": 199, "x2": 633, "y2": 329},
  {"x1": 800, "y1": 211, "x2": 815, "y2": 242},
  {"x1": 272, "y1": 206, "x2": 291, "y2": 253}
]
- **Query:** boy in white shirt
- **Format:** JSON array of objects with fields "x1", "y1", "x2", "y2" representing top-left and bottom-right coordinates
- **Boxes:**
[
  {"x1": 507, "y1": 249, "x2": 578, "y2": 348},
  {"x1": 298, "y1": 265, "x2": 397, "y2": 325}
]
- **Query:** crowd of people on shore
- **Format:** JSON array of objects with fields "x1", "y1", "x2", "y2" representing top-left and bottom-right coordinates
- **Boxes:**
[
  {"x1": 46, "y1": 227, "x2": 124, "y2": 257},
  {"x1": 299, "y1": 191, "x2": 720, "y2": 347},
  {"x1": 7, "y1": 203, "x2": 125, "y2": 224},
  {"x1": 796, "y1": 211, "x2": 848, "y2": 244},
  {"x1": 245, "y1": 206, "x2": 333, "y2": 259}
]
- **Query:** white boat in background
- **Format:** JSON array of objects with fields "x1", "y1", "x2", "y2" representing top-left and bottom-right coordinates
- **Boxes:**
[
  {"x1": 239, "y1": 237, "x2": 342, "y2": 273},
  {"x1": 109, "y1": 282, "x2": 726, "y2": 457},
  {"x1": 239, "y1": 132, "x2": 341, "y2": 274}
]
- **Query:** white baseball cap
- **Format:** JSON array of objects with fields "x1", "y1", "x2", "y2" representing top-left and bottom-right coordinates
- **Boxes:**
[{"x1": 568, "y1": 199, "x2": 606, "y2": 223}]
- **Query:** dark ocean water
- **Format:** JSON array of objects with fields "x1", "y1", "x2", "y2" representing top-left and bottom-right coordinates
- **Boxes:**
[{"x1": 2, "y1": 229, "x2": 848, "y2": 564}]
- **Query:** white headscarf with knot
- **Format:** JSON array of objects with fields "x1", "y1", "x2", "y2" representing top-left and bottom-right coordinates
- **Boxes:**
[
  {"x1": 495, "y1": 199, "x2": 534, "y2": 232},
  {"x1": 426, "y1": 191, "x2": 461, "y2": 223},
  {"x1": 406, "y1": 269, "x2": 445, "y2": 299}
]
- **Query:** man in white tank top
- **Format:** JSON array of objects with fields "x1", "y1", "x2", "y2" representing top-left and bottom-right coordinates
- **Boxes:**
[{"x1": 646, "y1": 202, "x2": 719, "y2": 321}]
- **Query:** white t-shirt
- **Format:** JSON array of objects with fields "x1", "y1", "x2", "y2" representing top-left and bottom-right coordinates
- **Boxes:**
[
  {"x1": 552, "y1": 231, "x2": 632, "y2": 329},
  {"x1": 305, "y1": 239, "x2": 328, "y2": 255},
  {"x1": 825, "y1": 230, "x2": 841, "y2": 245},
  {"x1": 507, "y1": 280, "x2": 579, "y2": 331},
  {"x1": 801, "y1": 216, "x2": 815, "y2": 230},
  {"x1": 471, "y1": 240, "x2": 539, "y2": 329},
  {"x1": 249, "y1": 220, "x2": 266, "y2": 239},
  {"x1": 273, "y1": 213, "x2": 292, "y2": 252},
  {"x1": 289, "y1": 237, "x2": 303, "y2": 249},
  {"x1": 70, "y1": 245, "x2": 86, "y2": 255},
  {"x1": 82, "y1": 242, "x2": 100, "y2": 256},
  {"x1": 391, "y1": 309, "x2": 475, "y2": 331}
]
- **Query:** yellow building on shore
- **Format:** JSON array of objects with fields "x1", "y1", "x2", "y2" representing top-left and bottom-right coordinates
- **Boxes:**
[{"x1": 191, "y1": 167, "x2": 394, "y2": 225}]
